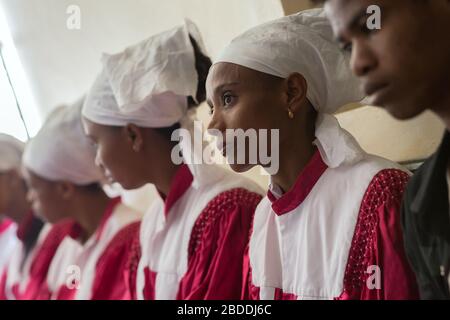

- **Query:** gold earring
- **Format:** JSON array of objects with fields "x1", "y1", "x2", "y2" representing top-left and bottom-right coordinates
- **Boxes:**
[{"x1": 288, "y1": 108, "x2": 294, "y2": 119}]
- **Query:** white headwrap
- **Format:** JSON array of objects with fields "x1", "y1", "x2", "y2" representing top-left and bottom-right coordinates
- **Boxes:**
[
  {"x1": 214, "y1": 9, "x2": 366, "y2": 168},
  {"x1": 23, "y1": 99, "x2": 103, "y2": 185},
  {"x1": 82, "y1": 20, "x2": 214, "y2": 186},
  {"x1": 82, "y1": 19, "x2": 206, "y2": 128},
  {"x1": 0, "y1": 134, "x2": 25, "y2": 172}
]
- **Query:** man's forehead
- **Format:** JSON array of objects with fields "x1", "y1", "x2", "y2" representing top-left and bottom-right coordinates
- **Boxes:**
[{"x1": 325, "y1": 0, "x2": 376, "y2": 32}]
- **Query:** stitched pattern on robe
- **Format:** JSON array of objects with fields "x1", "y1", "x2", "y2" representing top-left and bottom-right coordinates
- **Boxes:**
[
  {"x1": 342, "y1": 169, "x2": 409, "y2": 296},
  {"x1": 187, "y1": 188, "x2": 262, "y2": 261}
]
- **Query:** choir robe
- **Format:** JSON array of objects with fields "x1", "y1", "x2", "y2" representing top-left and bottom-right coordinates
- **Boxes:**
[
  {"x1": 42, "y1": 197, "x2": 142, "y2": 300},
  {"x1": 244, "y1": 150, "x2": 420, "y2": 300},
  {"x1": 89, "y1": 220, "x2": 141, "y2": 300},
  {"x1": 0, "y1": 213, "x2": 73, "y2": 300},
  {"x1": 132, "y1": 163, "x2": 263, "y2": 300},
  {"x1": 0, "y1": 219, "x2": 17, "y2": 272}
]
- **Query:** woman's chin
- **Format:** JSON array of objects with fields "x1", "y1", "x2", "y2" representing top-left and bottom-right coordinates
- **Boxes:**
[
  {"x1": 229, "y1": 163, "x2": 253, "y2": 173},
  {"x1": 119, "y1": 179, "x2": 147, "y2": 191}
]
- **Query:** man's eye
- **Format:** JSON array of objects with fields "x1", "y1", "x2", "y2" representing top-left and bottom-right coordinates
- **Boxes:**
[{"x1": 359, "y1": 17, "x2": 378, "y2": 36}]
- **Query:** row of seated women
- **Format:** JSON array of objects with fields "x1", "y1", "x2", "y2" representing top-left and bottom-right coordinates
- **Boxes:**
[{"x1": 0, "y1": 9, "x2": 418, "y2": 300}]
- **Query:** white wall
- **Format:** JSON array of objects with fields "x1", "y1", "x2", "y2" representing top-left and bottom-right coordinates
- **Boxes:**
[
  {"x1": 0, "y1": 0, "x2": 284, "y2": 117},
  {"x1": 337, "y1": 107, "x2": 444, "y2": 163}
]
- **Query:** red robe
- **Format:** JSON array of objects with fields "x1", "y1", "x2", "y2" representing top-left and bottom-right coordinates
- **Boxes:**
[
  {"x1": 243, "y1": 150, "x2": 419, "y2": 300},
  {"x1": 40, "y1": 197, "x2": 142, "y2": 300},
  {"x1": 0, "y1": 218, "x2": 17, "y2": 271},
  {"x1": 90, "y1": 221, "x2": 141, "y2": 300},
  {"x1": 0, "y1": 213, "x2": 73, "y2": 300},
  {"x1": 133, "y1": 164, "x2": 263, "y2": 300}
]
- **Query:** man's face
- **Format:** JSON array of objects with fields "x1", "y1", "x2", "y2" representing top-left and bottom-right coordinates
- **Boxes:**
[{"x1": 325, "y1": 0, "x2": 450, "y2": 120}]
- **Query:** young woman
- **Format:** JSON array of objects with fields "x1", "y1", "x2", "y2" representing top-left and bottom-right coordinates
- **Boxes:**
[
  {"x1": 82, "y1": 20, "x2": 263, "y2": 300},
  {"x1": 22, "y1": 100, "x2": 142, "y2": 300},
  {"x1": 206, "y1": 9, "x2": 418, "y2": 300},
  {"x1": 0, "y1": 134, "x2": 71, "y2": 300}
]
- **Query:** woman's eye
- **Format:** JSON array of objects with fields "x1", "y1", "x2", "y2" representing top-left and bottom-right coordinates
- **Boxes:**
[
  {"x1": 223, "y1": 94, "x2": 235, "y2": 107},
  {"x1": 208, "y1": 105, "x2": 214, "y2": 115},
  {"x1": 342, "y1": 42, "x2": 353, "y2": 53},
  {"x1": 89, "y1": 139, "x2": 98, "y2": 148}
]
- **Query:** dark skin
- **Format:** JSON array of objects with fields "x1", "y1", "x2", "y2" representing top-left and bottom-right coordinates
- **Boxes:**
[
  {"x1": 324, "y1": 0, "x2": 450, "y2": 123},
  {"x1": 206, "y1": 62, "x2": 317, "y2": 194},
  {"x1": 82, "y1": 119, "x2": 181, "y2": 197},
  {"x1": 0, "y1": 169, "x2": 31, "y2": 224},
  {"x1": 24, "y1": 169, "x2": 110, "y2": 244}
]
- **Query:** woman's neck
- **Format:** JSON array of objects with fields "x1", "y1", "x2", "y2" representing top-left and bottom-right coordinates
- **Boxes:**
[
  {"x1": 72, "y1": 190, "x2": 111, "y2": 244},
  {"x1": 272, "y1": 139, "x2": 316, "y2": 194},
  {"x1": 9, "y1": 185, "x2": 32, "y2": 224},
  {"x1": 271, "y1": 111, "x2": 317, "y2": 194},
  {"x1": 153, "y1": 161, "x2": 183, "y2": 198}
]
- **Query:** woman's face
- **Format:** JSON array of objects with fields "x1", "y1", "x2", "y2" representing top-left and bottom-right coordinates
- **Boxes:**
[
  {"x1": 0, "y1": 169, "x2": 27, "y2": 220},
  {"x1": 206, "y1": 63, "x2": 292, "y2": 173},
  {"x1": 82, "y1": 118, "x2": 151, "y2": 190},
  {"x1": 0, "y1": 171, "x2": 14, "y2": 215},
  {"x1": 24, "y1": 169, "x2": 68, "y2": 224}
]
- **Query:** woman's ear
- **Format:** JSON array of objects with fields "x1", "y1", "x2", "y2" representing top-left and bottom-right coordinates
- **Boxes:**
[
  {"x1": 7, "y1": 169, "x2": 22, "y2": 187},
  {"x1": 286, "y1": 72, "x2": 308, "y2": 113},
  {"x1": 57, "y1": 181, "x2": 75, "y2": 200},
  {"x1": 124, "y1": 124, "x2": 144, "y2": 152}
]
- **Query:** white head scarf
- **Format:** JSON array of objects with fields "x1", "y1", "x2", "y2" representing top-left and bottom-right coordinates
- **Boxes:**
[
  {"x1": 82, "y1": 20, "x2": 214, "y2": 186},
  {"x1": 214, "y1": 9, "x2": 366, "y2": 168},
  {"x1": 23, "y1": 99, "x2": 103, "y2": 185},
  {"x1": 82, "y1": 19, "x2": 206, "y2": 128},
  {"x1": 0, "y1": 134, "x2": 25, "y2": 172}
]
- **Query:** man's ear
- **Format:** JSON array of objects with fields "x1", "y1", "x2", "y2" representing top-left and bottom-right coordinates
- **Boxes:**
[
  {"x1": 124, "y1": 124, "x2": 144, "y2": 152},
  {"x1": 285, "y1": 72, "x2": 308, "y2": 113},
  {"x1": 57, "y1": 181, "x2": 76, "y2": 200}
]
